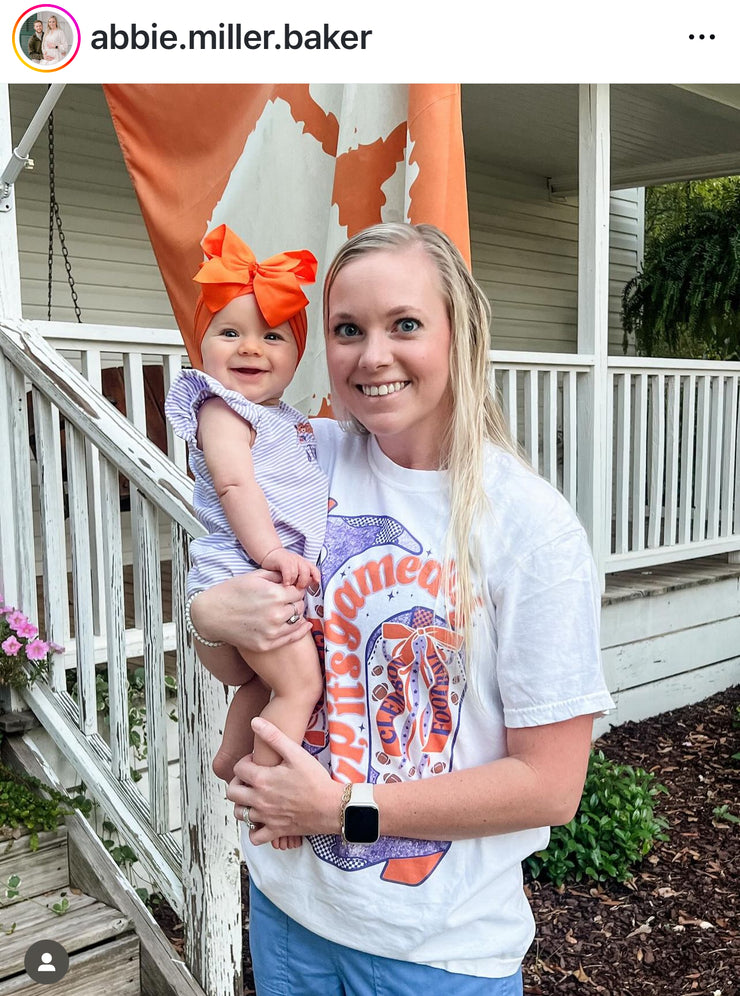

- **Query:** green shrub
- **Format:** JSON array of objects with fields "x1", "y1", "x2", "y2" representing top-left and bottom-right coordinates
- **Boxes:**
[
  {"x1": 0, "y1": 760, "x2": 76, "y2": 850},
  {"x1": 525, "y1": 750, "x2": 669, "y2": 887}
]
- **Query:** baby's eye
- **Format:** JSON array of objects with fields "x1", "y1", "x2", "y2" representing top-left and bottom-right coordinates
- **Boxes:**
[
  {"x1": 220, "y1": 328, "x2": 239, "y2": 338},
  {"x1": 264, "y1": 331, "x2": 285, "y2": 341},
  {"x1": 334, "y1": 322, "x2": 362, "y2": 338},
  {"x1": 396, "y1": 318, "x2": 420, "y2": 333}
]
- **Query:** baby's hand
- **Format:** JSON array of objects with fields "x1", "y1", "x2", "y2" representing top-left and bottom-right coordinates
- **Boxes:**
[{"x1": 262, "y1": 548, "x2": 319, "y2": 589}]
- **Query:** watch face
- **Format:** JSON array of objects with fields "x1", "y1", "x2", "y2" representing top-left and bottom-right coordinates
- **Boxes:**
[{"x1": 344, "y1": 805, "x2": 379, "y2": 844}]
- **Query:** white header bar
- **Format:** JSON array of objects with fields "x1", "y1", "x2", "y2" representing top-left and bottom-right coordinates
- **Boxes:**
[{"x1": 6, "y1": 0, "x2": 740, "y2": 83}]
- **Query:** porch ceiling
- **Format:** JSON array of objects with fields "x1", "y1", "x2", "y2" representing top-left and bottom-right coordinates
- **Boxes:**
[{"x1": 462, "y1": 84, "x2": 740, "y2": 192}]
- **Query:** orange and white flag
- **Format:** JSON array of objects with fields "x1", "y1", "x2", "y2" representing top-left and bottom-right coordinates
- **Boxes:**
[{"x1": 103, "y1": 84, "x2": 469, "y2": 414}]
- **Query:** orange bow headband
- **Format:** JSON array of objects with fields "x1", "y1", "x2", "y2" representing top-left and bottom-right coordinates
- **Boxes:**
[{"x1": 187, "y1": 224, "x2": 318, "y2": 369}]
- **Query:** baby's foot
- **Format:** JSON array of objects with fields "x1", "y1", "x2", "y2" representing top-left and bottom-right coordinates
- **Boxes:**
[
  {"x1": 271, "y1": 835, "x2": 302, "y2": 850},
  {"x1": 211, "y1": 748, "x2": 240, "y2": 783}
]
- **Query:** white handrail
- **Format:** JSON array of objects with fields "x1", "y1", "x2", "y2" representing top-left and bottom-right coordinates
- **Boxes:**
[{"x1": 0, "y1": 317, "x2": 242, "y2": 996}]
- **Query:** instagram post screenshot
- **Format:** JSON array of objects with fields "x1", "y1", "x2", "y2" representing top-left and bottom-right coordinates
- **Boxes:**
[{"x1": 1, "y1": 3, "x2": 738, "y2": 994}]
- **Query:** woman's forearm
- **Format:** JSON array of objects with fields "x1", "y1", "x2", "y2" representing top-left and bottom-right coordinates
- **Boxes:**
[{"x1": 233, "y1": 714, "x2": 595, "y2": 844}]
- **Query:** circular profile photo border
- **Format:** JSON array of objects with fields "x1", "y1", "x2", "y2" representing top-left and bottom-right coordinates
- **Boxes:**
[{"x1": 13, "y1": 5, "x2": 80, "y2": 72}]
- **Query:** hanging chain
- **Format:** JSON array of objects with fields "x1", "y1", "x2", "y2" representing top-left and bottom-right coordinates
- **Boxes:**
[{"x1": 47, "y1": 108, "x2": 82, "y2": 323}]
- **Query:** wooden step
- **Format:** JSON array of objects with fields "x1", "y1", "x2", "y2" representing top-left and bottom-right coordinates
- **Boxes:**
[
  {"x1": 2, "y1": 734, "x2": 206, "y2": 996},
  {"x1": 1, "y1": 821, "x2": 140, "y2": 994},
  {"x1": 0, "y1": 828, "x2": 68, "y2": 907},
  {"x1": 0, "y1": 934, "x2": 140, "y2": 995},
  {"x1": 0, "y1": 886, "x2": 133, "y2": 976}
]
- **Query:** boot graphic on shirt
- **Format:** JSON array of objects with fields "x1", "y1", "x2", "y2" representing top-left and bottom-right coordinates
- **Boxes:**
[{"x1": 308, "y1": 502, "x2": 466, "y2": 886}]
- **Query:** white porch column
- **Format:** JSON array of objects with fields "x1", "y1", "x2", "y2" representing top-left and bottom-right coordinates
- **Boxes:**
[
  {"x1": 577, "y1": 84, "x2": 611, "y2": 591},
  {"x1": 0, "y1": 84, "x2": 22, "y2": 609}
]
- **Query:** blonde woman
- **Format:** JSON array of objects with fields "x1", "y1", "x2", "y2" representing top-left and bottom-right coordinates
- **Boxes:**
[
  {"x1": 42, "y1": 15, "x2": 68, "y2": 63},
  {"x1": 191, "y1": 223, "x2": 613, "y2": 994}
]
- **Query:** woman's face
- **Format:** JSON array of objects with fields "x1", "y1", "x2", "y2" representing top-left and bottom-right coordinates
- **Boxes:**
[
  {"x1": 326, "y1": 245, "x2": 453, "y2": 470},
  {"x1": 47, "y1": 16, "x2": 57, "y2": 29}
]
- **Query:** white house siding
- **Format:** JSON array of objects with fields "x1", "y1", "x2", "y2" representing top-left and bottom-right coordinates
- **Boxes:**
[
  {"x1": 594, "y1": 567, "x2": 740, "y2": 736},
  {"x1": 9, "y1": 83, "x2": 174, "y2": 329},
  {"x1": 468, "y1": 165, "x2": 642, "y2": 354}
]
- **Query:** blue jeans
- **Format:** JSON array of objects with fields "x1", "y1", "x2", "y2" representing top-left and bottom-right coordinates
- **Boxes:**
[{"x1": 249, "y1": 883, "x2": 524, "y2": 996}]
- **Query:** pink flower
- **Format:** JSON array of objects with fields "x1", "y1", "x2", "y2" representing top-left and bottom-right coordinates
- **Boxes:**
[
  {"x1": 15, "y1": 619, "x2": 39, "y2": 639},
  {"x1": 25, "y1": 639, "x2": 50, "y2": 661},
  {"x1": 2, "y1": 635, "x2": 22, "y2": 656},
  {"x1": 6, "y1": 610, "x2": 27, "y2": 631},
  {"x1": 49, "y1": 642, "x2": 65, "y2": 654}
]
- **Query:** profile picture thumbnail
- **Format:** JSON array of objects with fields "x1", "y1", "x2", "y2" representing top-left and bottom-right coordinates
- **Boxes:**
[{"x1": 13, "y1": 5, "x2": 80, "y2": 71}]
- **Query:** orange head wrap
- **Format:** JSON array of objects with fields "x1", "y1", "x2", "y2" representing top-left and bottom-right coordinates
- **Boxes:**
[{"x1": 187, "y1": 224, "x2": 318, "y2": 369}]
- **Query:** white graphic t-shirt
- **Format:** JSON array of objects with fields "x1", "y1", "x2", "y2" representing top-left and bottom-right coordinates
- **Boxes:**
[{"x1": 245, "y1": 420, "x2": 614, "y2": 978}]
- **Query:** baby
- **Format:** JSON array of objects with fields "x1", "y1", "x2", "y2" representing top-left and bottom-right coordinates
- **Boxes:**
[{"x1": 166, "y1": 225, "x2": 327, "y2": 848}]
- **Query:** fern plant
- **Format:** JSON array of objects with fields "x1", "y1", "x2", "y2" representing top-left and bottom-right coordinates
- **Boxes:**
[{"x1": 622, "y1": 191, "x2": 740, "y2": 359}]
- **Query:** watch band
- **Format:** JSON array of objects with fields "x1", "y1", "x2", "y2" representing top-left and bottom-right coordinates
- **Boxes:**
[{"x1": 348, "y1": 783, "x2": 376, "y2": 806}]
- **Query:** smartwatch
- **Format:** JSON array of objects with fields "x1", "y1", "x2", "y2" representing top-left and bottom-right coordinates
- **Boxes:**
[{"x1": 341, "y1": 783, "x2": 380, "y2": 845}]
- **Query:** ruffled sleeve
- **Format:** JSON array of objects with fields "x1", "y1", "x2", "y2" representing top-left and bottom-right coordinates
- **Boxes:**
[{"x1": 164, "y1": 369, "x2": 263, "y2": 445}]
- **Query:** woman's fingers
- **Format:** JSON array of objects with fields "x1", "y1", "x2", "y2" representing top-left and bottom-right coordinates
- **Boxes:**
[
  {"x1": 250, "y1": 717, "x2": 305, "y2": 764},
  {"x1": 229, "y1": 721, "x2": 340, "y2": 841}
]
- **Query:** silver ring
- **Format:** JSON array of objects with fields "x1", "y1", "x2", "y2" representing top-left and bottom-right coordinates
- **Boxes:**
[
  {"x1": 238, "y1": 805, "x2": 257, "y2": 831},
  {"x1": 287, "y1": 603, "x2": 301, "y2": 625}
]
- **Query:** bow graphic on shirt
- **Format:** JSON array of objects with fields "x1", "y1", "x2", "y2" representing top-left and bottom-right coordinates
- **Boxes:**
[{"x1": 379, "y1": 620, "x2": 463, "y2": 759}]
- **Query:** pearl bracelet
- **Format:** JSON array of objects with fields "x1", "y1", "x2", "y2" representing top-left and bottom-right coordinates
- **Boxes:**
[{"x1": 184, "y1": 592, "x2": 225, "y2": 648}]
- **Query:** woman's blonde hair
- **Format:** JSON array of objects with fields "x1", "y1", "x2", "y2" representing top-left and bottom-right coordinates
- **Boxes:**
[{"x1": 324, "y1": 222, "x2": 518, "y2": 674}]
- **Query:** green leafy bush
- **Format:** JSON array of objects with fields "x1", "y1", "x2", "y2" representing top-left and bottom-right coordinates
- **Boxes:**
[
  {"x1": 0, "y1": 760, "x2": 76, "y2": 850},
  {"x1": 525, "y1": 750, "x2": 669, "y2": 887}
]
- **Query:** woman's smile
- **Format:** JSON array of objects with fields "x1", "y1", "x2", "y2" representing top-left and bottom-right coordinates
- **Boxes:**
[{"x1": 357, "y1": 380, "x2": 410, "y2": 397}]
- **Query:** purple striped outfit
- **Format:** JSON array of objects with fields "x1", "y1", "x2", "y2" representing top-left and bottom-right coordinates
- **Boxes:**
[{"x1": 165, "y1": 370, "x2": 328, "y2": 597}]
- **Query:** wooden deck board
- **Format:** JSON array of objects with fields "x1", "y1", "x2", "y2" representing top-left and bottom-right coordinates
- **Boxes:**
[{"x1": 603, "y1": 555, "x2": 740, "y2": 605}]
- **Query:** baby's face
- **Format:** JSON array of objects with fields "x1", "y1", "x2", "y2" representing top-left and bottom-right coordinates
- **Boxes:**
[{"x1": 200, "y1": 294, "x2": 298, "y2": 407}]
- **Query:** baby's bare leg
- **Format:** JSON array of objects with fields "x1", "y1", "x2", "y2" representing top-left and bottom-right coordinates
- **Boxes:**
[
  {"x1": 195, "y1": 643, "x2": 267, "y2": 782},
  {"x1": 239, "y1": 632, "x2": 323, "y2": 849},
  {"x1": 239, "y1": 632, "x2": 323, "y2": 767},
  {"x1": 195, "y1": 641, "x2": 253, "y2": 685},
  {"x1": 213, "y1": 679, "x2": 271, "y2": 782}
]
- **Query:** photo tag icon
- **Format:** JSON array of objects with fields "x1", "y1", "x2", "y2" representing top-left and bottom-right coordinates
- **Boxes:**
[{"x1": 24, "y1": 939, "x2": 70, "y2": 984}]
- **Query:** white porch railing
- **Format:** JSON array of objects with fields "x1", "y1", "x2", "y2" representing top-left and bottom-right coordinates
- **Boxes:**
[
  {"x1": 0, "y1": 318, "x2": 241, "y2": 996},
  {"x1": 489, "y1": 349, "x2": 740, "y2": 574},
  {"x1": 607, "y1": 357, "x2": 740, "y2": 570},
  {"x1": 488, "y1": 350, "x2": 594, "y2": 507},
  {"x1": 33, "y1": 321, "x2": 189, "y2": 658}
]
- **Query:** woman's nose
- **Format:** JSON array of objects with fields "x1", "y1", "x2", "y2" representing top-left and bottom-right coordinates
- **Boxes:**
[{"x1": 358, "y1": 331, "x2": 393, "y2": 369}]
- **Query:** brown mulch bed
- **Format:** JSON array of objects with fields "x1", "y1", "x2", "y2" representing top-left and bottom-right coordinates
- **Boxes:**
[
  {"x1": 523, "y1": 686, "x2": 739, "y2": 996},
  {"x1": 154, "y1": 686, "x2": 739, "y2": 995}
]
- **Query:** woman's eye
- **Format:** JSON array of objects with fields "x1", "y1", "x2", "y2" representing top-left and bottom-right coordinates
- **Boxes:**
[
  {"x1": 397, "y1": 318, "x2": 420, "y2": 333},
  {"x1": 334, "y1": 323, "x2": 361, "y2": 338}
]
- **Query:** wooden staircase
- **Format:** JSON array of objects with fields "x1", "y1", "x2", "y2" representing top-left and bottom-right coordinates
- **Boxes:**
[
  {"x1": 0, "y1": 825, "x2": 140, "y2": 994},
  {"x1": 0, "y1": 731, "x2": 207, "y2": 996}
]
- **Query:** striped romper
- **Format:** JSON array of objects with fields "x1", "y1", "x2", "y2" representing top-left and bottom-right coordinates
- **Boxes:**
[{"x1": 165, "y1": 369, "x2": 328, "y2": 598}]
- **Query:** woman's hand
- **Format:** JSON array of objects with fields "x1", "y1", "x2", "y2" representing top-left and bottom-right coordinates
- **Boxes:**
[
  {"x1": 228, "y1": 718, "x2": 343, "y2": 844},
  {"x1": 190, "y1": 571, "x2": 313, "y2": 651}
]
